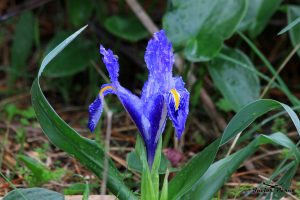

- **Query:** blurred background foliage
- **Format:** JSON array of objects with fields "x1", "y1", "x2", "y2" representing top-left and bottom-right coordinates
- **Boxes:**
[{"x1": 1, "y1": 0, "x2": 300, "y2": 199}]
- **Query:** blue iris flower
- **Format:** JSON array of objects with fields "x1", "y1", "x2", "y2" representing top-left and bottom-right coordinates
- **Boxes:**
[{"x1": 88, "y1": 30, "x2": 189, "y2": 167}]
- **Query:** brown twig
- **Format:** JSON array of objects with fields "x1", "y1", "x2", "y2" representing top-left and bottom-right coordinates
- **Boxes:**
[
  {"x1": 200, "y1": 88, "x2": 227, "y2": 131},
  {"x1": 261, "y1": 42, "x2": 300, "y2": 98},
  {"x1": 0, "y1": 0, "x2": 53, "y2": 22},
  {"x1": 100, "y1": 102, "x2": 113, "y2": 195},
  {"x1": 124, "y1": 0, "x2": 159, "y2": 34}
]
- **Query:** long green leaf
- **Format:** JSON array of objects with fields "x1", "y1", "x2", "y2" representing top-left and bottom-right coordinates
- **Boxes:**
[
  {"x1": 168, "y1": 99, "x2": 300, "y2": 199},
  {"x1": 288, "y1": 5, "x2": 300, "y2": 57},
  {"x1": 31, "y1": 26, "x2": 137, "y2": 200},
  {"x1": 10, "y1": 11, "x2": 34, "y2": 85},
  {"x1": 184, "y1": 132, "x2": 299, "y2": 199}
]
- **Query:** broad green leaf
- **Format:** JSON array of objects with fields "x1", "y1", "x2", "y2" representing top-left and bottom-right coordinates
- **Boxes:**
[
  {"x1": 238, "y1": 0, "x2": 282, "y2": 37},
  {"x1": 10, "y1": 11, "x2": 34, "y2": 85},
  {"x1": 163, "y1": 0, "x2": 247, "y2": 61},
  {"x1": 209, "y1": 47, "x2": 260, "y2": 112},
  {"x1": 184, "y1": 133, "x2": 299, "y2": 199},
  {"x1": 43, "y1": 32, "x2": 97, "y2": 77},
  {"x1": 104, "y1": 16, "x2": 149, "y2": 42},
  {"x1": 66, "y1": 0, "x2": 94, "y2": 27},
  {"x1": 31, "y1": 26, "x2": 137, "y2": 200},
  {"x1": 3, "y1": 188, "x2": 64, "y2": 200},
  {"x1": 168, "y1": 99, "x2": 300, "y2": 199},
  {"x1": 288, "y1": 6, "x2": 300, "y2": 57}
]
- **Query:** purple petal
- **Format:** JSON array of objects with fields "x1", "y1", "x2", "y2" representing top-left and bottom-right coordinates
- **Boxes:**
[
  {"x1": 88, "y1": 84, "x2": 116, "y2": 132},
  {"x1": 116, "y1": 86, "x2": 146, "y2": 139},
  {"x1": 145, "y1": 30, "x2": 174, "y2": 75},
  {"x1": 144, "y1": 93, "x2": 167, "y2": 167},
  {"x1": 88, "y1": 97, "x2": 103, "y2": 132},
  {"x1": 167, "y1": 88, "x2": 189, "y2": 139},
  {"x1": 100, "y1": 45, "x2": 119, "y2": 83}
]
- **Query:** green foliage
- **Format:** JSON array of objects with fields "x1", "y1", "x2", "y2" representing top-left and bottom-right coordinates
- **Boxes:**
[
  {"x1": 278, "y1": 16, "x2": 300, "y2": 35},
  {"x1": 168, "y1": 99, "x2": 300, "y2": 199},
  {"x1": 18, "y1": 155, "x2": 64, "y2": 186},
  {"x1": 239, "y1": 0, "x2": 282, "y2": 37},
  {"x1": 184, "y1": 133, "x2": 300, "y2": 199},
  {"x1": 104, "y1": 16, "x2": 149, "y2": 42},
  {"x1": 163, "y1": 0, "x2": 247, "y2": 61},
  {"x1": 3, "y1": 188, "x2": 64, "y2": 200},
  {"x1": 63, "y1": 183, "x2": 98, "y2": 195},
  {"x1": 288, "y1": 5, "x2": 300, "y2": 57},
  {"x1": 31, "y1": 26, "x2": 137, "y2": 200},
  {"x1": 216, "y1": 98, "x2": 233, "y2": 112},
  {"x1": 126, "y1": 150, "x2": 170, "y2": 174},
  {"x1": 209, "y1": 47, "x2": 260, "y2": 112},
  {"x1": 271, "y1": 117, "x2": 287, "y2": 133},
  {"x1": 66, "y1": 0, "x2": 94, "y2": 27},
  {"x1": 43, "y1": 31, "x2": 97, "y2": 77},
  {"x1": 10, "y1": 11, "x2": 34, "y2": 85}
]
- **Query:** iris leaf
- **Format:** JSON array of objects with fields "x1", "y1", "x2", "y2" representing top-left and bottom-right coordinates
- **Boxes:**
[
  {"x1": 168, "y1": 99, "x2": 300, "y2": 199},
  {"x1": 184, "y1": 133, "x2": 299, "y2": 199},
  {"x1": 288, "y1": 6, "x2": 300, "y2": 57},
  {"x1": 31, "y1": 26, "x2": 137, "y2": 200}
]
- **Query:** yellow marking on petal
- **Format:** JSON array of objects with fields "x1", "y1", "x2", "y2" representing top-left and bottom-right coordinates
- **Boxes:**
[
  {"x1": 170, "y1": 88, "x2": 180, "y2": 111},
  {"x1": 99, "y1": 85, "x2": 115, "y2": 96}
]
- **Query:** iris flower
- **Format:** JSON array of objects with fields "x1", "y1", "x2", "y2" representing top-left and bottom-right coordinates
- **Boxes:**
[{"x1": 88, "y1": 30, "x2": 189, "y2": 167}]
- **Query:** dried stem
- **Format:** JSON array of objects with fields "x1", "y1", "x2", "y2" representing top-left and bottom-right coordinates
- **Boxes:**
[
  {"x1": 226, "y1": 132, "x2": 241, "y2": 157},
  {"x1": 124, "y1": 0, "x2": 159, "y2": 34},
  {"x1": 100, "y1": 101, "x2": 113, "y2": 195},
  {"x1": 200, "y1": 88, "x2": 227, "y2": 131},
  {"x1": 261, "y1": 42, "x2": 300, "y2": 98}
]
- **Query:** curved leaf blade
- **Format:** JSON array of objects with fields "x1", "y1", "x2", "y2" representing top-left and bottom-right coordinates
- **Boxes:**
[
  {"x1": 31, "y1": 26, "x2": 137, "y2": 200},
  {"x1": 185, "y1": 133, "x2": 299, "y2": 199},
  {"x1": 168, "y1": 99, "x2": 300, "y2": 199},
  {"x1": 288, "y1": 5, "x2": 300, "y2": 57}
]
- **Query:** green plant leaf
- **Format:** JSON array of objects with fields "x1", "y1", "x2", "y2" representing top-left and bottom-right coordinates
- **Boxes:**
[
  {"x1": 66, "y1": 0, "x2": 94, "y2": 27},
  {"x1": 278, "y1": 17, "x2": 300, "y2": 35},
  {"x1": 3, "y1": 188, "x2": 64, "y2": 200},
  {"x1": 168, "y1": 99, "x2": 300, "y2": 200},
  {"x1": 43, "y1": 31, "x2": 97, "y2": 77},
  {"x1": 184, "y1": 132, "x2": 299, "y2": 199},
  {"x1": 288, "y1": 5, "x2": 300, "y2": 57},
  {"x1": 31, "y1": 26, "x2": 137, "y2": 200},
  {"x1": 63, "y1": 183, "x2": 98, "y2": 195},
  {"x1": 10, "y1": 11, "x2": 34, "y2": 85},
  {"x1": 127, "y1": 151, "x2": 170, "y2": 174},
  {"x1": 209, "y1": 47, "x2": 260, "y2": 112},
  {"x1": 163, "y1": 0, "x2": 247, "y2": 61},
  {"x1": 18, "y1": 155, "x2": 64, "y2": 186},
  {"x1": 104, "y1": 16, "x2": 149, "y2": 42},
  {"x1": 238, "y1": 0, "x2": 282, "y2": 37}
]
